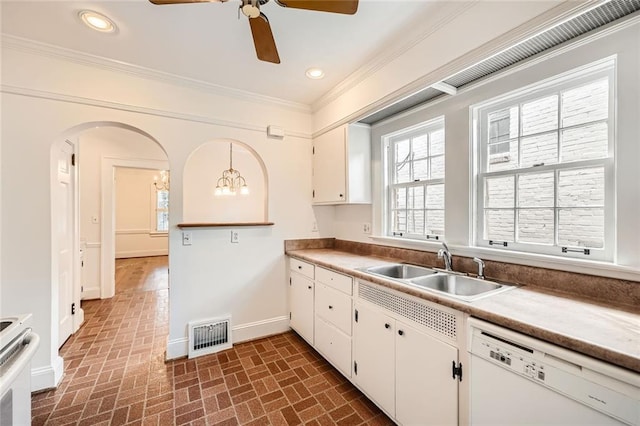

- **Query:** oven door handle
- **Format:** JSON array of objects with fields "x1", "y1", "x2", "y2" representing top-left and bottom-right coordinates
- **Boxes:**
[{"x1": 0, "y1": 330, "x2": 40, "y2": 396}]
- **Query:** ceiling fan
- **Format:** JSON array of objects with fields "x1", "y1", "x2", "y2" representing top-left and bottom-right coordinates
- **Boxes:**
[{"x1": 149, "y1": 0, "x2": 359, "y2": 64}]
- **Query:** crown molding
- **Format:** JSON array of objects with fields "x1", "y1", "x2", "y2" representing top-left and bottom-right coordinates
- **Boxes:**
[
  {"x1": 0, "y1": 34, "x2": 312, "y2": 114},
  {"x1": 0, "y1": 84, "x2": 312, "y2": 140},
  {"x1": 310, "y1": 1, "x2": 478, "y2": 112}
]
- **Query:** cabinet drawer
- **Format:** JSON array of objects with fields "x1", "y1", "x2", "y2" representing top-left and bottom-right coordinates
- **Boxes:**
[
  {"x1": 315, "y1": 283, "x2": 352, "y2": 336},
  {"x1": 316, "y1": 267, "x2": 352, "y2": 295},
  {"x1": 314, "y1": 316, "x2": 351, "y2": 378},
  {"x1": 290, "y1": 258, "x2": 314, "y2": 280}
]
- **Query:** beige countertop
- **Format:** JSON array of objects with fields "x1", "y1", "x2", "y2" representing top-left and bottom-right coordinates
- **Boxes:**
[{"x1": 287, "y1": 248, "x2": 640, "y2": 373}]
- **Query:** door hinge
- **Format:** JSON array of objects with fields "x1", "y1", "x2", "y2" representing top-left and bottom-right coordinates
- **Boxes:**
[
  {"x1": 354, "y1": 361, "x2": 358, "y2": 375},
  {"x1": 452, "y1": 361, "x2": 463, "y2": 382},
  {"x1": 71, "y1": 153, "x2": 76, "y2": 166},
  {"x1": 354, "y1": 309, "x2": 358, "y2": 323},
  {"x1": 312, "y1": 146, "x2": 315, "y2": 155},
  {"x1": 289, "y1": 277, "x2": 292, "y2": 285},
  {"x1": 71, "y1": 302, "x2": 76, "y2": 315},
  {"x1": 312, "y1": 190, "x2": 315, "y2": 198},
  {"x1": 81, "y1": 286, "x2": 84, "y2": 292},
  {"x1": 289, "y1": 312, "x2": 292, "y2": 320}
]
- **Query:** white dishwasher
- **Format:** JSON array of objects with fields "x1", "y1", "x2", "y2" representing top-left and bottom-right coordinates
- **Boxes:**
[{"x1": 468, "y1": 318, "x2": 639, "y2": 426}]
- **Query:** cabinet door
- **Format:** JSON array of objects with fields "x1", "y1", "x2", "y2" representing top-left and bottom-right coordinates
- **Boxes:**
[
  {"x1": 289, "y1": 273, "x2": 314, "y2": 344},
  {"x1": 353, "y1": 302, "x2": 395, "y2": 417},
  {"x1": 313, "y1": 126, "x2": 346, "y2": 204},
  {"x1": 396, "y1": 322, "x2": 459, "y2": 426}
]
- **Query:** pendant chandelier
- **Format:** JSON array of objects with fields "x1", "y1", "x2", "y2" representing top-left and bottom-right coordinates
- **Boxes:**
[
  {"x1": 154, "y1": 170, "x2": 170, "y2": 191},
  {"x1": 214, "y1": 143, "x2": 249, "y2": 196}
]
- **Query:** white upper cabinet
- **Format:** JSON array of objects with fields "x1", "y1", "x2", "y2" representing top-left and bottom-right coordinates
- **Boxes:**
[{"x1": 312, "y1": 123, "x2": 371, "y2": 205}]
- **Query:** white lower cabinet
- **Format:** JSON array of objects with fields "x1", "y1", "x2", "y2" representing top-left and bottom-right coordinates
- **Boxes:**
[
  {"x1": 289, "y1": 271, "x2": 315, "y2": 345},
  {"x1": 354, "y1": 300, "x2": 460, "y2": 425},
  {"x1": 314, "y1": 316, "x2": 352, "y2": 377}
]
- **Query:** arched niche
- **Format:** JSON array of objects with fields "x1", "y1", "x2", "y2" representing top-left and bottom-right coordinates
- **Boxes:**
[{"x1": 182, "y1": 139, "x2": 269, "y2": 224}]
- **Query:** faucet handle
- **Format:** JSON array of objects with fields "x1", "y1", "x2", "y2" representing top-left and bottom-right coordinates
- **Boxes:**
[{"x1": 473, "y1": 257, "x2": 485, "y2": 280}]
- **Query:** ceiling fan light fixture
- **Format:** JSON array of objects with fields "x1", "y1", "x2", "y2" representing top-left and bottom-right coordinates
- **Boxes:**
[
  {"x1": 305, "y1": 68, "x2": 325, "y2": 79},
  {"x1": 78, "y1": 10, "x2": 117, "y2": 33}
]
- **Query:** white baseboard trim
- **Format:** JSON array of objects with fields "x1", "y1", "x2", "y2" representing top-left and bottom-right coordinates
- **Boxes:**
[
  {"x1": 166, "y1": 337, "x2": 189, "y2": 360},
  {"x1": 81, "y1": 286, "x2": 101, "y2": 300},
  {"x1": 115, "y1": 249, "x2": 168, "y2": 259},
  {"x1": 31, "y1": 356, "x2": 64, "y2": 392},
  {"x1": 165, "y1": 316, "x2": 290, "y2": 360}
]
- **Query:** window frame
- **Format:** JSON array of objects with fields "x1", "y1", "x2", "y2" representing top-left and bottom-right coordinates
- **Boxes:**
[
  {"x1": 151, "y1": 186, "x2": 169, "y2": 234},
  {"x1": 472, "y1": 59, "x2": 616, "y2": 261},
  {"x1": 383, "y1": 117, "x2": 445, "y2": 241}
]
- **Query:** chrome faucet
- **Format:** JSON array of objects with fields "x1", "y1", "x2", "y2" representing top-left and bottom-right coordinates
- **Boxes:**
[
  {"x1": 473, "y1": 257, "x2": 485, "y2": 280},
  {"x1": 437, "y1": 242, "x2": 453, "y2": 272}
]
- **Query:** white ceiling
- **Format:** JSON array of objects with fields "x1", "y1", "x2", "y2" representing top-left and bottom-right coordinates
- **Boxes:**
[{"x1": 1, "y1": 0, "x2": 442, "y2": 106}]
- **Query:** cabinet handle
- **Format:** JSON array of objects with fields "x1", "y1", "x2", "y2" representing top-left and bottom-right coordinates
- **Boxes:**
[
  {"x1": 298, "y1": 266, "x2": 302, "y2": 269},
  {"x1": 339, "y1": 193, "x2": 344, "y2": 198},
  {"x1": 384, "y1": 323, "x2": 390, "y2": 329},
  {"x1": 398, "y1": 330, "x2": 404, "y2": 336},
  {"x1": 328, "y1": 305, "x2": 333, "y2": 310},
  {"x1": 307, "y1": 286, "x2": 312, "y2": 290}
]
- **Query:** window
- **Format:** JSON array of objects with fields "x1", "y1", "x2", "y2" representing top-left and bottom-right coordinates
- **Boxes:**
[
  {"x1": 474, "y1": 60, "x2": 614, "y2": 260},
  {"x1": 385, "y1": 117, "x2": 445, "y2": 240},
  {"x1": 155, "y1": 189, "x2": 169, "y2": 232}
]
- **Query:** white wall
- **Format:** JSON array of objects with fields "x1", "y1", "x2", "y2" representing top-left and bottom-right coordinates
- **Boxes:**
[
  {"x1": 333, "y1": 19, "x2": 640, "y2": 280},
  {"x1": 114, "y1": 167, "x2": 169, "y2": 259}
]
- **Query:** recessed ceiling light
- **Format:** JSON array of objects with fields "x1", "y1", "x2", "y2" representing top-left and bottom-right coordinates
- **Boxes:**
[
  {"x1": 305, "y1": 68, "x2": 325, "y2": 79},
  {"x1": 78, "y1": 10, "x2": 117, "y2": 33}
]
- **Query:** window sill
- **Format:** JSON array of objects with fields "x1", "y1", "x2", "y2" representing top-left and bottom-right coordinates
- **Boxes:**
[{"x1": 368, "y1": 235, "x2": 640, "y2": 282}]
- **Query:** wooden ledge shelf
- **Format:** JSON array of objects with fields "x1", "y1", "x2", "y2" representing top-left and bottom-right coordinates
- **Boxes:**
[{"x1": 177, "y1": 222, "x2": 274, "y2": 228}]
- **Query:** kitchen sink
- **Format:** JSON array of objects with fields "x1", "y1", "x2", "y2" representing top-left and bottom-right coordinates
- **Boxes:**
[
  {"x1": 361, "y1": 263, "x2": 437, "y2": 279},
  {"x1": 408, "y1": 273, "x2": 514, "y2": 301}
]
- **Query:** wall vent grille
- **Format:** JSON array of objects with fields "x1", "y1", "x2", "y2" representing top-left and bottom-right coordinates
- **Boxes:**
[
  {"x1": 358, "y1": 282, "x2": 457, "y2": 341},
  {"x1": 188, "y1": 316, "x2": 232, "y2": 358}
]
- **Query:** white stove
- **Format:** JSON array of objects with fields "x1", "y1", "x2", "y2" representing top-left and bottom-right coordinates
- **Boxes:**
[{"x1": 0, "y1": 313, "x2": 40, "y2": 426}]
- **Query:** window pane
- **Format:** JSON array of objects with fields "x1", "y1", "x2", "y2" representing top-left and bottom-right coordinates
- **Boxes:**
[
  {"x1": 413, "y1": 159, "x2": 429, "y2": 181},
  {"x1": 426, "y1": 210, "x2": 444, "y2": 235},
  {"x1": 407, "y1": 187, "x2": 424, "y2": 209},
  {"x1": 430, "y1": 155, "x2": 444, "y2": 179},
  {"x1": 488, "y1": 107, "x2": 518, "y2": 143},
  {"x1": 558, "y1": 167, "x2": 604, "y2": 207},
  {"x1": 157, "y1": 190, "x2": 169, "y2": 209},
  {"x1": 426, "y1": 184, "x2": 444, "y2": 209},
  {"x1": 413, "y1": 134, "x2": 429, "y2": 159},
  {"x1": 408, "y1": 210, "x2": 425, "y2": 235},
  {"x1": 392, "y1": 210, "x2": 407, "y2": 233},
  {"x1": 393, "y1": 187, "x2": 406, "y2": 209},
  {"x1": 517, "y1": 209, "x2": 554, "y2": 244},
  {"x1": 558, "y1": 208, "x2": 604, "y2": 248},
  {"x1": 157, "y1": 212, "x2": 169, "y2": 232},
  {"x1": 395, "y1": 139, "x2": 411, "y2": 183},
  {"x1": 518, "y1": 172, "x2": 554, "y2": 208},
  {"x1": 520, "y1": 132, "x2": 558, "y2": 168},
  {"x1": 485, "y1": 176, "x2": 514, "y2": 208},
  {"x1": 430, "y1": 129, "x2": 444, "y2": 155},
  {"x1": 561, "y1": 122, "x2": 608, "y2": 162},
  {"x1": 521, "y1": 95, "x2": 558, "y2": 135},
  {"x1": 562, "y1": 79, "x2": 608, "y2": 127},
  {"x1": 488, "y1": 138, "x2": 518, "y2": 172},
  {"x1": 484, "y1": 209, "x2": 514, "y2": 242}
]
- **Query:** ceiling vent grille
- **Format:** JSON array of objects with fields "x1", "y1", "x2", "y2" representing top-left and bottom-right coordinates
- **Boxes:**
[
  {"x1": 361, "y1": 0, "x2": 640, "y2": 124},
  {"x1": 188, "y1": 316, "x2": 232, "y2": 358}
]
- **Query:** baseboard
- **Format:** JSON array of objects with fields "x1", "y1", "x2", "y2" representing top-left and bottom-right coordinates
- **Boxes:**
[
  {"x1": 115, "y1": 249, "x2": 168, "y2": 259},
  {"x1": 31, "y1": 355, "x2": 64, "y2": 392},
  {"x1": 165, "y1": 316, "x2": 290, "y2": 360},
  {"x1": 81, "y1": 286, "x2": 100, "y2": 300}
]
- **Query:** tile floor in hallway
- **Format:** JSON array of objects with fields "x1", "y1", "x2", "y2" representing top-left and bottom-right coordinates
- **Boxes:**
[{"x1": 31, "y1": 256, "x2": 394, "y2": 426}]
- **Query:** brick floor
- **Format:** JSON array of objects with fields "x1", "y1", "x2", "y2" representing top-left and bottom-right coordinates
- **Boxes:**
[{"x1": 32, "y1": 256, "x2": 394, "y2": 425}]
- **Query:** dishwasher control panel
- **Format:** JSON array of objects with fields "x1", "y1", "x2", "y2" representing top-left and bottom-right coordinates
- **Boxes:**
[{"x1": 476, "y1": 337, "x2": 547, "y2": 383}]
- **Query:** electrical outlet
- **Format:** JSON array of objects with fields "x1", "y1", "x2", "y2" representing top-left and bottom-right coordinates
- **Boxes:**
[
  {"x1": 231, "y1": 230, "x2": 239, "y2": 243},
  {"x1": 182, "y1": 231, "x2": 192, "y2": 246},
  {"x1": 363, "y1": 223, "x2": 372, "y2": 234}
]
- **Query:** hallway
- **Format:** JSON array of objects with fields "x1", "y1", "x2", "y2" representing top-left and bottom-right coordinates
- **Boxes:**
[{"x1": 32, "y1": 256, "x2": 393, "y2": 425}]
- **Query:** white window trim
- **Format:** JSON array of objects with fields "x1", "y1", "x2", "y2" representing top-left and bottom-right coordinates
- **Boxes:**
[
  {"x1": 471, "y1": 58, "x2": 616, "y2": 262},
  {"x1": 383, "y1": 116, "x2": 445, "y2": 242},
  {"x1": 150, "y1": 184, "x2": 169, "y2": 234}
]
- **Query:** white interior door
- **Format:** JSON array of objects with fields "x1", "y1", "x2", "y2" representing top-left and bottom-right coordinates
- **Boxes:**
[{"x1": 57, "y1": 140, "x2": 74, "y2": 348}]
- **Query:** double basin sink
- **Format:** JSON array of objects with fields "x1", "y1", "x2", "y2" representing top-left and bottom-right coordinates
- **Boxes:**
[{"x1": 359, "y1": 263, "x2": 515, "y2": 302}]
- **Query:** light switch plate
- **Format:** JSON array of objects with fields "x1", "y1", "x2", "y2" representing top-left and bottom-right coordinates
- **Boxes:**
[{"x1": 182, "y1": 231, "x2": 192, "y2": 246}]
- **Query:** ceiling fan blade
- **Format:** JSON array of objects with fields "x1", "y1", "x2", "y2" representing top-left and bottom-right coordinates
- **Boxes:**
[
  {"x1": 249, "y1": 13, "x2": 281, "y2": 64},
  {"x1": 149, "y1": 0, "x2": 221, "y2": 5},
  {"x1": 276, "y1": 0, "x2": 358, "y2": 14}
]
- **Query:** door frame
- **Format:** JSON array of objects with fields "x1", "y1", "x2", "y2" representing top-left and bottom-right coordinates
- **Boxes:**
[{"x1": 100, "y1": 157, "x2": 169, "y2": 298}]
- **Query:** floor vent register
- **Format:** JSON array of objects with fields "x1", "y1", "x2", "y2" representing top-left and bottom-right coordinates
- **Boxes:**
[{"x1": 188, "y1": 316, "x2": 232, "y2": 358}]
